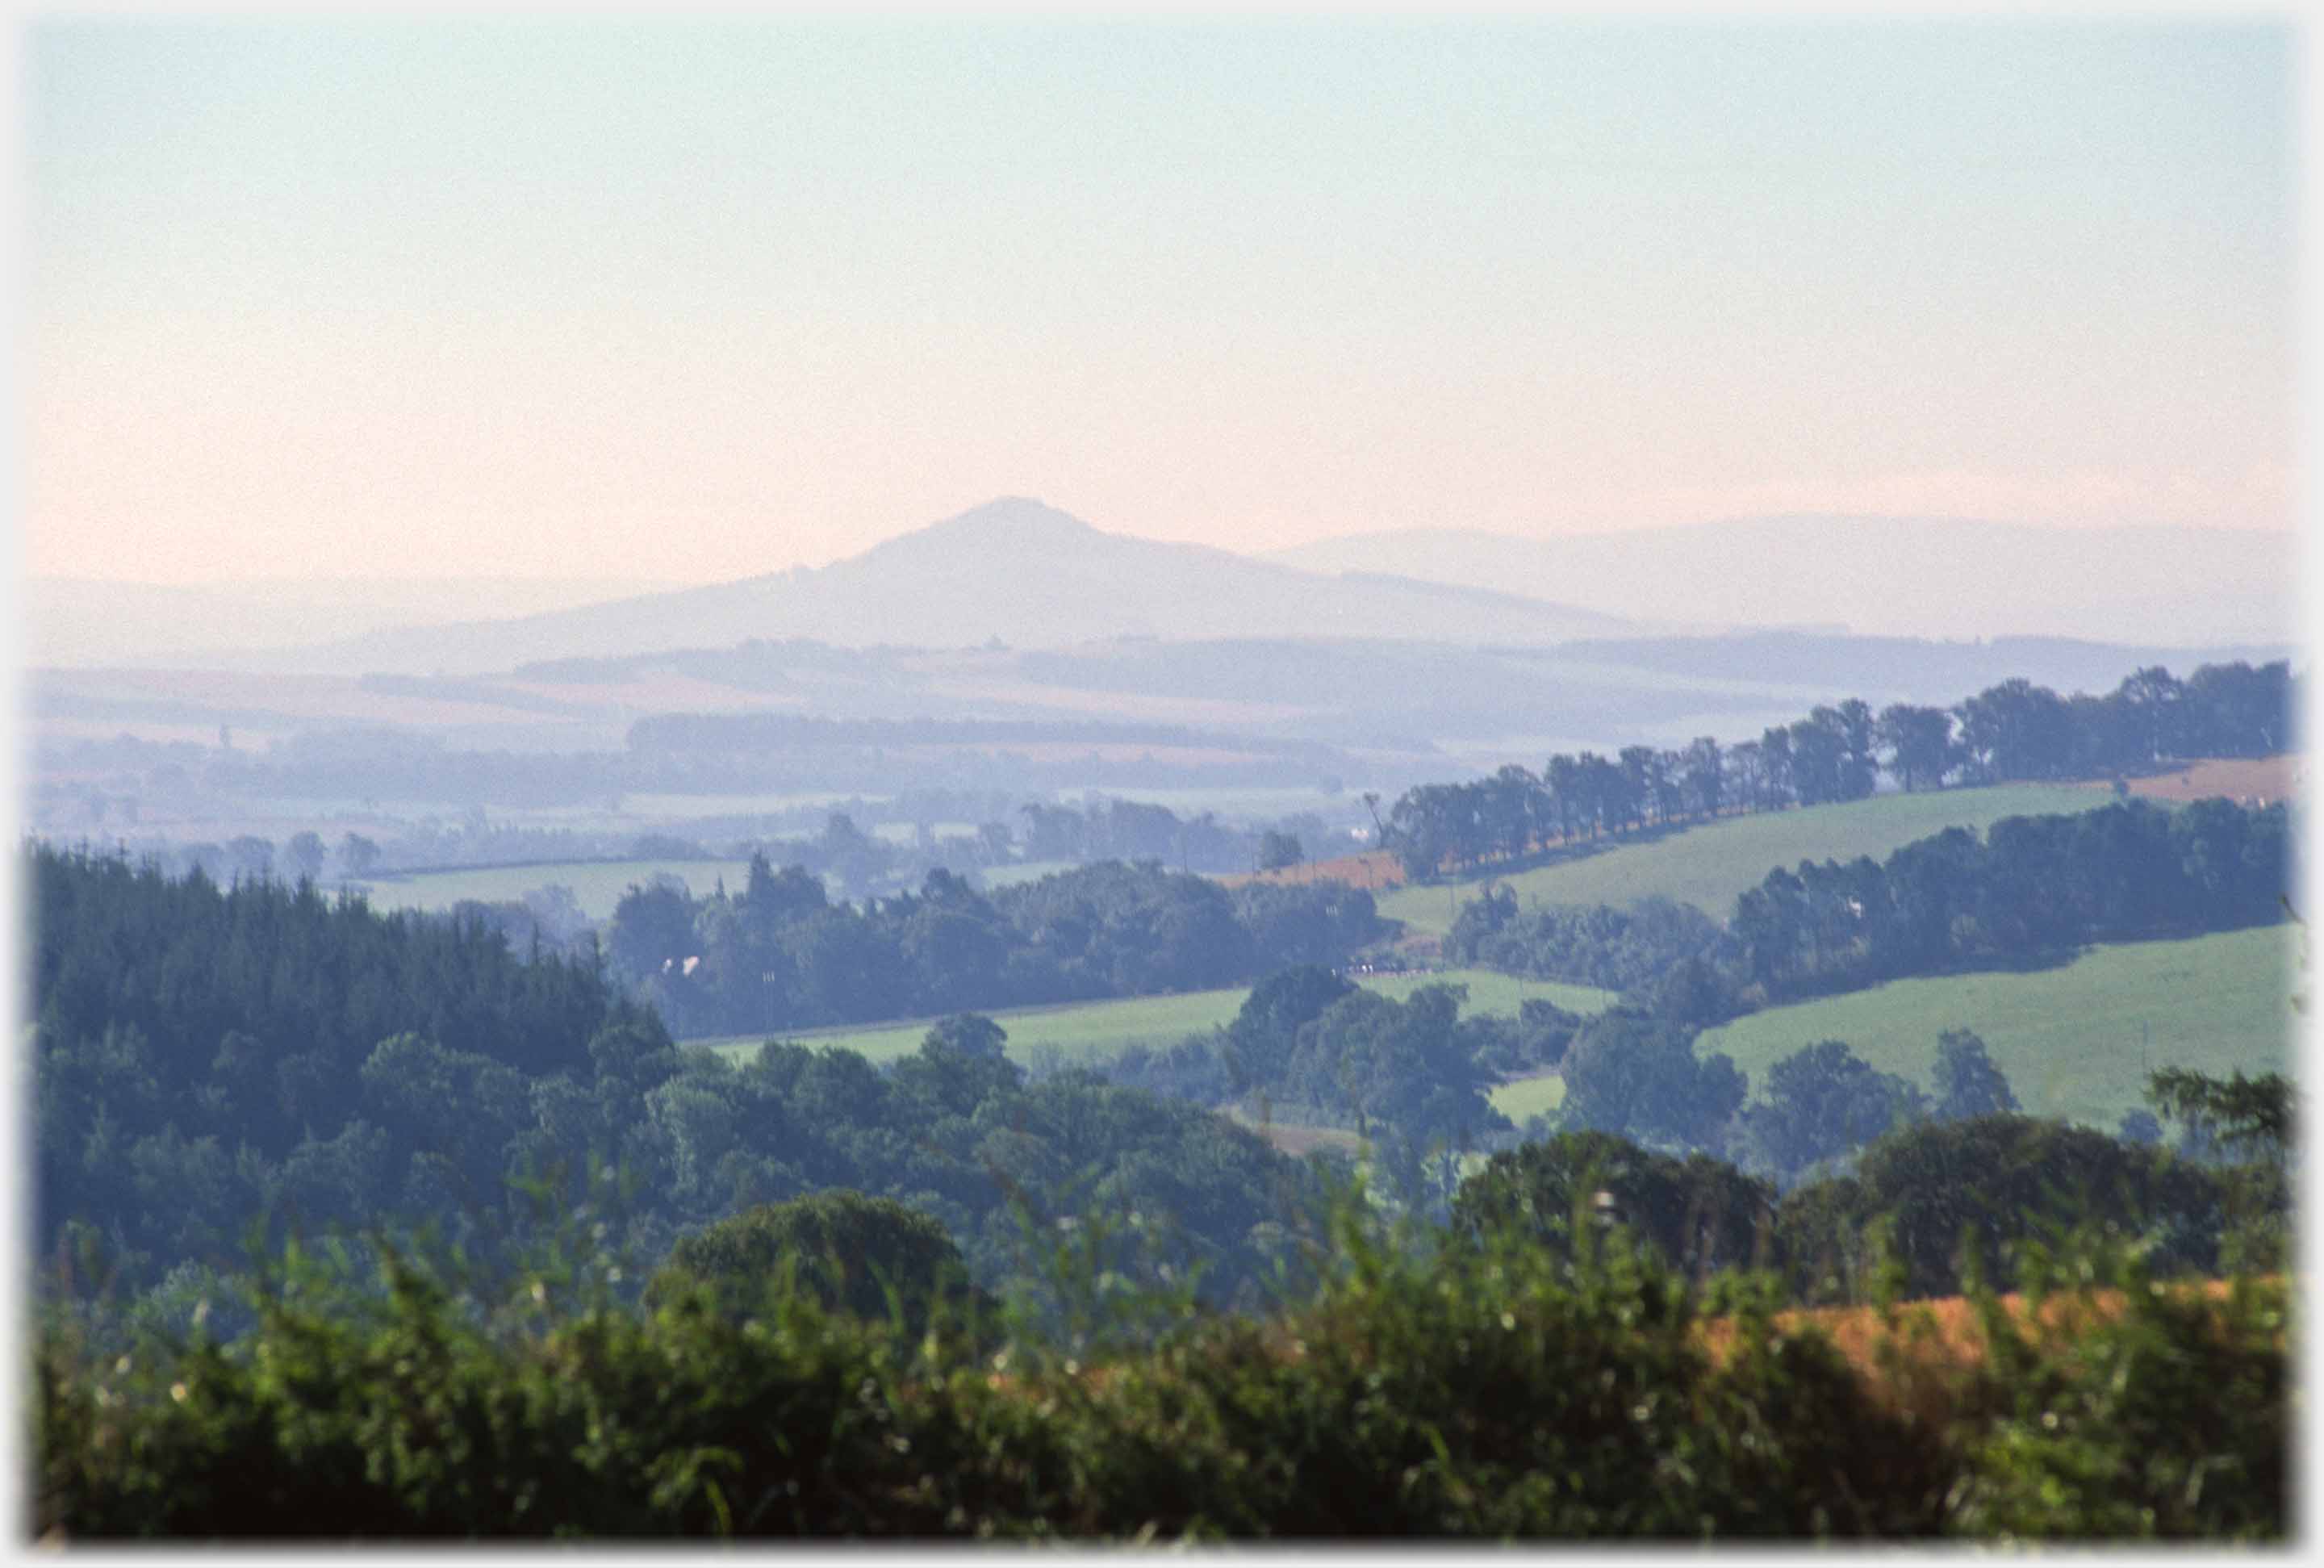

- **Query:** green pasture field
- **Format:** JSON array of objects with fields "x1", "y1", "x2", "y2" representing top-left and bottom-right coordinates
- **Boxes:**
[
  {"x1": 1377, "y1": 784, "x2": 2113, "y2": 938},
  {"x1": 354, "y1": 859, "x2": 754, "y2": 920},
  {"x1": 1487, "y1": 1073, "x2": 1567, "y2": 1126},
  {"x1": 692, "y1": 967, "x2": 1618, "y2": 1067},
  {"x1": 1695, "y1": 926, "x2": 2297, "y2": 1134}
]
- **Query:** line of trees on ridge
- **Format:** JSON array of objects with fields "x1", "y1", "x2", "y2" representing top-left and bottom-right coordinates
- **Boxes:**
[{"x1": 1382, "y1": 659, "x2": 2293, "y2": 880}]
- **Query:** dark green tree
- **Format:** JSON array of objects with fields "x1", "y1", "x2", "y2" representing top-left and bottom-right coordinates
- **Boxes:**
[
  {"x1": 1557, "y1": 1012, "x2": 1745, "y2": 1152},
  {"x1": 1931, "y1": 1029, "x2": 2019, "y2": 1122},
  {"x1": 644, "y1": 1190, "x2": 988, "y2": 1336},
  {"x1": 1224, "y1": 965, "x2": 1355, "y2": 1093},
  {"x1": 1453, "y1": 1129, "x2": 1775, "y2": 1280},
  {"x1": 1731, "y1": 1040, "x2": 1926, "y2": 1186}
]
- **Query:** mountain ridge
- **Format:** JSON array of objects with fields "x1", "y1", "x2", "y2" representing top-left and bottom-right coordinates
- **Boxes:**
[
  {"x1": 81, "y1": 498, "x2": 1641, "y2": 675},
  {"x1": 1263, "y1": 513, "x2": 2295, "y2": 647}
]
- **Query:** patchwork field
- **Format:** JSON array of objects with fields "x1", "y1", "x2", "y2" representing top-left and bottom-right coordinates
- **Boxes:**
[
  {"x1": 1695, "y1": 926, "x2": 2297, "y2": 1133},
  {"x1": 692, "y1": 967, "x2": 1619, "y2": 1066},
  {"x1": 1218, "y1": 849, "x2": 1405, "y2": 892},
  {"x1": 355, "y1": 858, "x2": 754, "y2": 919},
  {"x1": 1377, "y1": 784, "x2": 2115, "y2": 938}
]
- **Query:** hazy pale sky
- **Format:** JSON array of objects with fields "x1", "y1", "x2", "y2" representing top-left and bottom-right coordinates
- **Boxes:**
[{"x1": 26, "y1": 18, "x2": 2297, "y2": 585}]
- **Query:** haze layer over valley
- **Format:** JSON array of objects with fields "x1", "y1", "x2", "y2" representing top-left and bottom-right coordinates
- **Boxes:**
[{"x1": 29, "y1": 495, "x2": 2297, "y2": 893}]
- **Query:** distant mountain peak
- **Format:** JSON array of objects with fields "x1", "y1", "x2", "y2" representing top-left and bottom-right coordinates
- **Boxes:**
[{"x1": 910, "y1": 495, "x2": 1097, "y2": 541}]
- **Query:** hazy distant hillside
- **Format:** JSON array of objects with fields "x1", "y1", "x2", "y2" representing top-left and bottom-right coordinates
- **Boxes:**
[
  {"x1": 1532, "y1": 632, "x2": 2299, "y2": 702},
  {"x1": 178, "y1": 499, "x2": 1642, "y2": 675},
  {"x1": 29, "y1": 575, "x2": 688, "y2": 668},
  {"x1": 1264, "y1": 515, "x2": 2296, "y2": 647}
]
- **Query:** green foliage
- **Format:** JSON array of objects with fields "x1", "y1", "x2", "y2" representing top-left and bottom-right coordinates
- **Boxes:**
[
  {"x1": 1381, "y1": 784, "x2": 2108, "y2": 936},
  {"x1": 1448, "y1": 893, "x2": 1725, "y2": 996},
  {"x1": 645, "y1": 1192, "x2": 989, "y2": 1339},
  {"x1": 1452, "y1": 1131, "x2": 1776, "y2": 1282},
  {"x1": 1770, "y1": 1114, "x2": 2237, "y2": 1302},
  {"x1": 1932, "y1": 1030, "x2": 2019, "y2": 1122},
  {"x1": 1224, "y1": 965, "x2": 1353, "y2": 1092},
  {"x1": 1276, "y1": 985, "x2": 1508, "y2": 1159},
  {"x1": 15, "y1": 1194, "x2": 1870, "y2": 1539},
  {"x1": 629, "y1": 859, "x2": 1386, "y2": 1039},
  {"x1": 1556, "y1": 1010, "x2": 1745, "y2": 1151},
  {"x1": 37, "y1": 1179, "x2": 2281, "y2": 1541},
  {"x1": 2144, "y1": 1066, "x2": 2293, "y2": 1161},
  {"x1": 1945, "y1": 1238, "x2": 2288, "y2": 1541},
  {"x1": 1728, "y1": 799, "x2": 2289, "y2": 1006},
  {"x1": 700, "y1": 966, "x2": 1615, "y2": 1069},
  {"x1": 31, "y1": 846, "x2": 1335, "y2": 1316},
  {"x1": 30, "y1": 843, "x2": 652, "y2": 1294},
  {"x1": 1731, "y1": 1039, "x2": 1926, "y2": 1187}
]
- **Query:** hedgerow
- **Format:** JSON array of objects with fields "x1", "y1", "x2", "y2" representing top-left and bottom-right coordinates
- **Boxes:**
[{"x1": 31, "y1": 1188, "x2": 2287, "y2": 1541}]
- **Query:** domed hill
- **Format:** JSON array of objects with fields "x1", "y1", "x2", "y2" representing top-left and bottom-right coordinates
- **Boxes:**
[{"x1": 264, "y1": 498, "x2": 1643, "y2": 675}]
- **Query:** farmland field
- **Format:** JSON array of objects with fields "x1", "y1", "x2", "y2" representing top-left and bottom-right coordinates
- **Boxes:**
[
  {"x1": 354, "y1": 858, "x2": 754, "y2": 919},
  {"x1": 2120, "y1": 754, "x2": 2301, "y2": 804},
  {"x1": 1377, "y1": 784, "x2": 2114, "y2": 938},
  {"x1": 693, "y1": 967, "x2": 1618, "y2": 1066},
  {"x1": 1218, "y1": 849, "x2": 1404, "y2": 892},
  {"x1": 1695, "y1": 926, "x2": 2297, "y2": 1133},
  {"x1": 1487, "y1": 1073, "x2": 1566, "y2": 1126}
]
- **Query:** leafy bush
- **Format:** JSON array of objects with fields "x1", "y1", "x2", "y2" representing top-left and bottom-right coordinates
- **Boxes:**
[
  {"x1": 643, "y1": 1192, "x2": 992, "y2": 1339},
  {"x1": 34, "y1": 1186, "x2": 2283, "y2": 1541}
]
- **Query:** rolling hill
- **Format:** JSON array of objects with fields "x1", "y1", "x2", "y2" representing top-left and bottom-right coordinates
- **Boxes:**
[
  {"x1": 204, "y1": 498, "x2": 1644, "y2": 675},
  {"x1": 1377, "y1": 783, "x2": 2115, "y2": 938},
  {"x1": 1697, "y1": 926, "x2": 2296, "y2": 1132}
]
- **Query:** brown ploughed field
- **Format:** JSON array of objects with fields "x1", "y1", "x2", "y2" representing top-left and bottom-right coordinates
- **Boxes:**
[{"x1": 2109, "y1": 754, "x2": 2301, "y2": 804}]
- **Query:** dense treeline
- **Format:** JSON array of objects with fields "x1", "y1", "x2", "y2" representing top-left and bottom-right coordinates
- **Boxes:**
[
  {"x1": 1384, "y1": 659, "x2": 2294, "y2": 879},
  {"x1": 1454, "y1": 1118, "x2": 2269, "y2": 1302},
  {"x1": 28, "y1": 847, "x2": 1329, "y2": 1312},
  {"x1": 181, "y1": 720, "x2": 1350, "y2": 813},
  {"x1": 614, "y1": 855, "x2": 1384, "y2": 1039},
  {"x1": 37, "y1": 1144, "x2": 2288, "y2": 1539},
  {"x1": 1097, "y1": 969, "x2": 1582, "y2": 1208},
  {"x1": 1448, "y1": 798, "x2": 2292, "y2": 1023},
  {"x1": 28, "y1": 842, "x2": 2295, "y2": 1539},
  {"x1": 1724, "y1": 797, "x2": 2292, "y2": 1006},
  {"x1": 1447, "y1": 895, "x2": 1724, "y2": 993}
]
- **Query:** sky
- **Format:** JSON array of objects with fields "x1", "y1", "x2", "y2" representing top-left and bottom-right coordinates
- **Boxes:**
[{"x1": 23, "y1": 17, "x2": 2301, "y2": 586}]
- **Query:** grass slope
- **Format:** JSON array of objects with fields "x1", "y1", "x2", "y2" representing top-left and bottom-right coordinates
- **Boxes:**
[
  {"x1": 1696, "y1": 926, "x2": 2297, "y2": 1133},
  {"x1": 1378, "y1": 784, "x2": 2111, "y2": 937},
  {"x1": 1486, "y1": 1073, "x2": 1567, "y2": 1125},
  {"x1": 694, "y1": 968, "x2": 1617, "y2": 1066}
]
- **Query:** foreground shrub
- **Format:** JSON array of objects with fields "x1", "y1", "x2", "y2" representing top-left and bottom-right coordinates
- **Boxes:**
[
  {"x1": 1942, "y1": 1236, "x2": 2290, "y2": 1541},
  {"x1": 31, "y1": 1205, "x2": 2287, "y2": 1541},
  {"x1": 642, "y1": 1191, "x2": 992, "y2": 1340}
]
